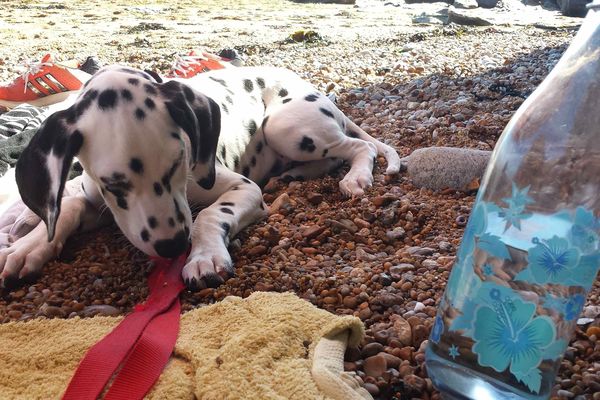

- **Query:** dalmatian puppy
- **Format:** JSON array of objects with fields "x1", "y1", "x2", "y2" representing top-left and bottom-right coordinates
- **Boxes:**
[{"x1": 0, "y1": 65, "x2": 400, "y2": 290}]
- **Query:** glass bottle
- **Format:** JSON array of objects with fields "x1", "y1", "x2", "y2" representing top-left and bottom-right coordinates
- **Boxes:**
[{"x1": 425, "y1": 3, "x2": 600, "y2": 399}]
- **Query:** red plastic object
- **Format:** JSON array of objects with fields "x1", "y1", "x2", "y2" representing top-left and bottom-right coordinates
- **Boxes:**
[{"x1": 61, "y1": 254, "x2": 186, "y2": 400}]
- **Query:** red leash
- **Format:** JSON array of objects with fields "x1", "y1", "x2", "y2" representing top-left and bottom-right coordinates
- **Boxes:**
[{"x1": 62, "y1": 254, "x2": 186, "y2": 400}]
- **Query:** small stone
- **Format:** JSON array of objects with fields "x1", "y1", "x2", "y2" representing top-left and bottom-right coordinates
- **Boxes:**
[
  {"x1": 358, "y1": 307, "x2": 373, "y2": 320},
  {"x1": 372, "y1": 195, "x2": 398, "y2": 207},
  {"x1": 363, "y1": 382, "x2": 379, "y2": 396},
  {"x1": 301, "y1": 225, "x2": 326, "y2": 239},
  {"x1": 386, "y1": 227, "x2": 406, "y2": 240},
  {"x1": 390, "y1": 315, "x2": 412, "y2": 346},
  {"x1": 82, "y1": 305, "x2": 121, "y2": 317},
  {"x1": 363, "y1": 354, "x2": 387, "y2": 378},
  {"x1": 307, "y1": 192, "x2": 323, "y2": 205},
  {"x1": 328, "y1": 218, "x2": 358, "y2": 233},
  {"x1": 247, "y1": 245, "x2": 268, "y2": 256},
  {"x1": 343, "y1": 296, "x2": 358, "y2": 308},
  {"x1": 412, "y1": 324, "x2": 429, "y2": 347},
  {"x1": 269, "y1": 193, "x2": 291, "y2": 214},
  {"x1": 380, "y1": 352, "x2": 401, "y2": 368},
  {"x1": 556, "y1": 390, "x2": 575, "y2": 398},
  {"x1": 586, "y1": 326, "x2": 600, "y2": 337},
  {"x1": 361, "y1": 342, "x2": 384, "y2": 358},
  {"x1": 404, "y1": 374, "x2": 426, "y2": 392}
]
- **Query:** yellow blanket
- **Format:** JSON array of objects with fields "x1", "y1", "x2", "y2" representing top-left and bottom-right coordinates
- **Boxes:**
[{"x1": 0, "y1": 292, "x2": 372, "y2": 400}]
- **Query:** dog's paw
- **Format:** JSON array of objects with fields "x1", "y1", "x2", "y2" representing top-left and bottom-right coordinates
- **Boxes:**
[
  {"x1": 182, "y1": 244, "x2": 235, "y2": 291},
  {"x1": 339, "y1": 172, "x2": 373, "y2": 197},
  {"x1": 0, "y1": 225, "x2": 59, "y2": 287}
]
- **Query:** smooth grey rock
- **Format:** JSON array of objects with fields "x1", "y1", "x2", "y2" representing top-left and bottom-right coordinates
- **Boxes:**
[
  {"x1": 403, "y1": 147, "x2": 491, "y2": 191},
  {"x1": 412, "y1": 14, "x2": 447, "y2": 24},
  {"x1": 454, "y1": 0, "x2": 479, "y2": 9},
  {"x1": 448, "y1": 7, "x2": 493, "y2": 25},
  {"x1": 476, "y1": 0, "x2": 499, "y2": 8}
]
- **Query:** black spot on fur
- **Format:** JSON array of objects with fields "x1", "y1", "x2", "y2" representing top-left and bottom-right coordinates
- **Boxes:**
[
  {"x1": 141, "y1": 229, "x2": 150, "y2": 242},
  {"x1": 251, "y1": 156, "x2": 256, "y2": 167},
  {"x1": 144, "y1": 69, "x2": 163, "y2": 83},
  {"x1": 145, "y1": 98, "x2": 156, "y2": 109},
  {"x1": 129, "y1": 158, "x2": 144, "y2": 174},
  {"x1": 197, "y1": 177, "x2": 213, "y2": 189},
  {"x1": 128, "y1": 78, "x2": 139, "y2": 86},
  {"x1": 221, "y1": 222, "x2": 231, "y2": 237},
  {"x1": 299, "y1": 136, "x2": 316, "y2": 152},
  {"x1": 233, "y1": 156, "x2": 240, "y2": 169},
  {"x1": 121, "y1": 89, "x2": 133, "y2": 101},
  {"x1": 246, "y1": 120, "x2": 257, "y2": 136},
  {"x1": 242, "y1": 177, "x2": 252, "y2": 184},
  {"x1": 242, "y1": 166, "x2": 250, "y2": 177},
  {"x1": 256, "y1": 141, "x2": 263, "y2": 154},
  {"x1": 225, "y1": 95, "x2": 233, "y2": 104},
  {"x1": 279, "y1": 88, "x2": 288, "y2": 97},
  {"x1": 135, "y1": 108, "x2": 146, "y2": 120},
  {"x1": 346, "y1": 130, "x2": 360, "y2": 138},
  {"x1": 117, "y1": 197, "x2": 128, "y2": 210},
  {"x1": 322, "y1": 149, "x2": 329, "y2": 157},
  {"x1": 319, "y1": 107, "x2": 335, "y2": 118},
  {"x1": 305, "y1": 94, "x2": 319, "y2": 102},
  {"x1": 98, "y1": 89, "x2": 118, "y2": 110},
  {"x1": 168, "y1": 217, "x2": 175, "y2": 227},
  {"x1": 243, "y1": 79, "x2": 254, "y2": 92},
  {"x1": 174, "y1": 199, "x2": 185, "y2": 223},
  {"x1": 220, "y1": 202, "x2": 235, "y2": 207},
  {"x1": 221, "y1": 103, "x2": 229, "y2": 114},
  {"x1": 144, "y1": 83, "x2": 157, "y2": 95},
  {"x1": 260, "y1": 202, "x2": 265, "y2": 210},
  {"x1": 170, "y1": 132, "x2": 180, "y2": 140},
  {"x1": 153, "y1": 182, "x2": 163, "y2": 196},
  {"x1": 209, "y1": 76, "x2": 227, "y2": 86},
  {"x1": 220, "y1": 207, "x2": 234, "y2": 215},
  {"x1": 220, "y1": 146, "x2": 227, "y2": 161},
  {"x1": 148, "y1": 217, "x2": 158, "y2": 229},
  {"x1": 256, "y1": 77, "x2": 265, "y2": 89},
  {"x1": 282, "y1": 98, "x2": 291, "y2": 104}
]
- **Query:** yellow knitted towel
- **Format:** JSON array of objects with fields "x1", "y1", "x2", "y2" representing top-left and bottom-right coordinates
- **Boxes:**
[{"x1": 0, "y1": 291, "x2": 372, "y2": 400}]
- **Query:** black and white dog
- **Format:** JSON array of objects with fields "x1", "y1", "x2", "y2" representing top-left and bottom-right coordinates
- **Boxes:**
[{"x1": 0, "y1": 66, "x2": 400, "y2": 290}]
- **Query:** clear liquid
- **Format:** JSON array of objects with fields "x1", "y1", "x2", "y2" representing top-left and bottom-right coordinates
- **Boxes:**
[{"x1": 426, "y1": 211, "x2": 597, "y2": 399}]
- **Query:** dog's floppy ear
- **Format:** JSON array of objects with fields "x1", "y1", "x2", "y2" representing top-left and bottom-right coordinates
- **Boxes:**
[
  {"x1": 15, "y1": 110, "x2": 83, "y2": 241},
  {"x1": 160, "y1": 80, "x2": 221, "y2": 190}
]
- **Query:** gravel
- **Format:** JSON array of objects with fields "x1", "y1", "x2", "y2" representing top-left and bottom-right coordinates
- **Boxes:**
[{"x1": 1, "y1": 2, "x2": 599, "y2": 399}]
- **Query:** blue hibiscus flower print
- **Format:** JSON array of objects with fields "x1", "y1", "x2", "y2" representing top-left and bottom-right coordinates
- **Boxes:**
[
  {"x1": 564, "y1": 294, "x2": 585, "y2": 321},
  {"x1": 430, "y1": 315, "x2": 444, "y2": 344},
  {"x1": 527, "y1": 236, "x2": 580, "y2": 284},
  {"x1": 472, "y1": 290, "x2": 555, "y2": 390}
]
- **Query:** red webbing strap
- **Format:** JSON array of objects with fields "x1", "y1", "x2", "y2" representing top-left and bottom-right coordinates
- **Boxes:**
[{"x1": 61, "y1": 255, "x2": 186, "y2": 400}]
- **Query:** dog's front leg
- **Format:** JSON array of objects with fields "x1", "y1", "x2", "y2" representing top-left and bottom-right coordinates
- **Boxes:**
[
  {"x1": 0, "y1": 175, "x2": 108, "y2": 287},
  {"x1": 183, "y1": 164, "x2": 267, "y2": 290}
]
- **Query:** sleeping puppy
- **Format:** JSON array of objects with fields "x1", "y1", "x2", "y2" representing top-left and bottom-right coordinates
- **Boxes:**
[{"x1": 0, "y1": 65, "x2": 400, "y2": 290}]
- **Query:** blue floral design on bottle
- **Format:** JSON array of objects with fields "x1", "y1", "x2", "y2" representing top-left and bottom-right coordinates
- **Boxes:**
[
  {"x1": 472, "y1": 287, "x2": 555, "y2": 393},
  {"x1": 448, "y1": 344, "x2": 460, "y2": 359},
  {"x1": 431, "y1": 315, "x2": 444, "y2": 344},
  {"x1": 564, "y1": 294, "x2": 585, "y2": 321},
  {"x1": 517, "y1": 236, "x2": 581, "y2": 285}
]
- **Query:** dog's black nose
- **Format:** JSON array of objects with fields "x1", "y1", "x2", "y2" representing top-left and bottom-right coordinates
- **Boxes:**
[{"x1": 154, "y1": 230, "x2": 188, "y2": 258}]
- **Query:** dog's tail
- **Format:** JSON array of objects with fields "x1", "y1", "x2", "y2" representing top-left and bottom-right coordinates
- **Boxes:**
[{"x1": 343, "y1": 118, "x2": 401, "y2": 175}]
